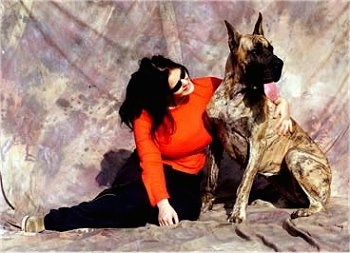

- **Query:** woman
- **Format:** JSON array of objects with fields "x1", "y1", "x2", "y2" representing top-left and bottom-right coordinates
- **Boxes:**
[{"x1": 21, "y1": 55, "x2": 292, "y2": 232}]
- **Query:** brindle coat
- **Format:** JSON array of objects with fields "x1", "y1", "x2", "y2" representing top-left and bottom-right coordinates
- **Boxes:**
[{"x1": 202, "y1": 13, "x2": 332, "y2": 223}]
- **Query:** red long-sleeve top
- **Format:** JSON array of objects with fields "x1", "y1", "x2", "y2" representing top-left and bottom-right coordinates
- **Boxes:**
[{"x1": 133, "y1": 77, "x2": 222, "y2": 206}]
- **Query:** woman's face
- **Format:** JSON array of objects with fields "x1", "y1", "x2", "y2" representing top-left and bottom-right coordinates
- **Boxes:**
[{"x1": 168, "y1": 67, "x2": 194, "y2": 97}]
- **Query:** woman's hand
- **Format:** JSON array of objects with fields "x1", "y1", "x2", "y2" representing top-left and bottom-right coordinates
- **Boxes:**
[
  {"x1": 273, "y1": 97, "x2": 293, "y2": 135},
  {"x1": 157, "y1": 199, "x2": 179, "y2": 227}
]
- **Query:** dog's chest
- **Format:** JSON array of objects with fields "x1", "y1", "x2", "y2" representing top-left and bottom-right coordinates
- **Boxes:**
[
  {"x1": 208, "y1": 90, "x2": 257, "y2": 137},
  {"x1": 219, "y1": 95, "x2": 252, "y2": 122}
]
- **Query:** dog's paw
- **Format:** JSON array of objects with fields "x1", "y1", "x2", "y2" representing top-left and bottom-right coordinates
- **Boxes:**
[
  {"x1": 291, "y1": 204, "x2": 324, "y2": 219},
  {"x1": 291, "y1": 209, "x2": 312, "y2": 219},
  {"x1": 201, "y1": 193, "x2": 216, "y2": 213},
  {"x1": 228, "y1": 209, "x2": 246, "y2": 223},
  {"x1": 201, "y1": 199, "x2": 215, "y2": 213},
  {"x1": 250, "y1": 199, "x2": 275, "y2": 208}
]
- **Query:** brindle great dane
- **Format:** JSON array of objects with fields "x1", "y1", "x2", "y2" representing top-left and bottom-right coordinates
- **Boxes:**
[{"x1": 202, "y1": 13, "x2": 332, "y2": 223}]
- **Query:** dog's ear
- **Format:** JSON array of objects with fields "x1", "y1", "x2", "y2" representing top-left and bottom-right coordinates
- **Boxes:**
[
  {"x1": 252, "y1": 12, "x2": 264, "y2": 36},
  {"x1": 224, "y1": 20, "x2": 241, "y2": 53}
]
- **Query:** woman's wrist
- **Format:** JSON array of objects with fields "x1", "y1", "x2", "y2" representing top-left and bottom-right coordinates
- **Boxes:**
[
  {"x1": 276, "y1": 98, "x2": 291, "y2": 119},
  {"x1": 157, "y1": 199, "x2": 169, "y2": 208}
]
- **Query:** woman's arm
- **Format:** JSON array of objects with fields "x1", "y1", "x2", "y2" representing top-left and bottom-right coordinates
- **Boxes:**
[
  {"x1": 133, "y1": 112, "x2": 169, "y2": 206},
  {"x1": 273, "y1": 97, "x2": 293, "y2": 135},
  {"x1": 264, "y1": 82, "x2": 293, "y2": 135},
  {"x1": 133, "y1": 112, "x2": 179, "y2": 226}
]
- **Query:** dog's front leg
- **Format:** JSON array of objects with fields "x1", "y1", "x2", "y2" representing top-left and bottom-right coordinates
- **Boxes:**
[{"x1": 229, "y1": 142, "x2": 261, "y2": 223}]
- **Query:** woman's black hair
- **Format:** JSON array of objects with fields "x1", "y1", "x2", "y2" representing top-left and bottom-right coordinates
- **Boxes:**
[{"x1": 119, "y1": 55, "x2": 188, "y2": 139}]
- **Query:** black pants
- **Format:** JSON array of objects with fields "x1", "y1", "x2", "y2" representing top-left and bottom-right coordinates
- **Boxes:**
[{"x1": 44, "y1": 151, "x2": 202, "y2": 231}]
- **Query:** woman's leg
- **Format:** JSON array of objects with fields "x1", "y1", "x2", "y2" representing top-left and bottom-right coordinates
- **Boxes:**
[{"x1": 44, "y1": 180, "x2": 152, "y2": 232}]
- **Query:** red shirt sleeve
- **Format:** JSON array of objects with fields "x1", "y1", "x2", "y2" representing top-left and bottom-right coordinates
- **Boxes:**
[
  {"x1": 133, "y1": 111, "x2": 169, "y2": 206},
  {"x1": 193, "y1": 76, "x2": 222, "y2": 96}
]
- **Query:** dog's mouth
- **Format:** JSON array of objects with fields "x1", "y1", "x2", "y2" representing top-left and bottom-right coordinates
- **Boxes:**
[{"x1": 263, "y1": 81, "x2": 279, "y2": 101}]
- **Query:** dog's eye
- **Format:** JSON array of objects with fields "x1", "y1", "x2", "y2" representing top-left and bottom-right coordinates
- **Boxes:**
[{"x1": 250, "y1": 49, "x2": 258, "y2": 56}]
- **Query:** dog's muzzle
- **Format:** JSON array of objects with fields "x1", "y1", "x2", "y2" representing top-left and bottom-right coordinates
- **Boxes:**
[
  {"x1": 269, "y1": 55, "x2": 283, "y2": 82},
  {"x1": 245, "y1": 55, "x2": 284, "y2": 91}
]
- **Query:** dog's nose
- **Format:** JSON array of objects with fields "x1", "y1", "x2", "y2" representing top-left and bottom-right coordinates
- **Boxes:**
[
  {"x1": 271, "y1": 55, "x2": 283, "y2": 82},
  {"x1": 273, "y1": 56, "x2": 283, "y2": 69}
]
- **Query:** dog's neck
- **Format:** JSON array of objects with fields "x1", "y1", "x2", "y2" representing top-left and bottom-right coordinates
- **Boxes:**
[{"x1": 225, "y1": 67, "x2": 264, "y2": 102}]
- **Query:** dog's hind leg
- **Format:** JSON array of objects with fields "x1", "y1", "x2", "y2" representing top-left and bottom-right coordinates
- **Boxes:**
[
  {"x1": 284, "y1": 147, "x2": 332, "y2": 219},
  {"x1": 201, "y1": 135, "x2": 223, "y2": 212}
]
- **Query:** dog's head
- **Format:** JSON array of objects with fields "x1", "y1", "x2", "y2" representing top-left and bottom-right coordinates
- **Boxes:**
[{"x1": 224, "y1": 13, "x2": 283, "y2": 95}]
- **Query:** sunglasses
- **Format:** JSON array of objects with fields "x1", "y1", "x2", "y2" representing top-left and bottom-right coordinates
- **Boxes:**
[{"x1": 171, "y1": 67, "x2": 189, "y2": 93}]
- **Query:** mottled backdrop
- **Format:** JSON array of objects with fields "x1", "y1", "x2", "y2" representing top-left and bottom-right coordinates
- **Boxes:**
[{"x1": 0, "y1": 0, "x2": 348, "y2": 219}]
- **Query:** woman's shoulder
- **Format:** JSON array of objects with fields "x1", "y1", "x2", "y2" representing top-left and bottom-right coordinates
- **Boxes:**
[
  {"x1": 192, "y1": 76, "x2": 223, "y2": 97},
  {"x1": 193, "y1": 76, "x2": 222, "y2": 86},
  {"x1": 134, "y1": 109, "x2": 152, "y2": 125}
]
